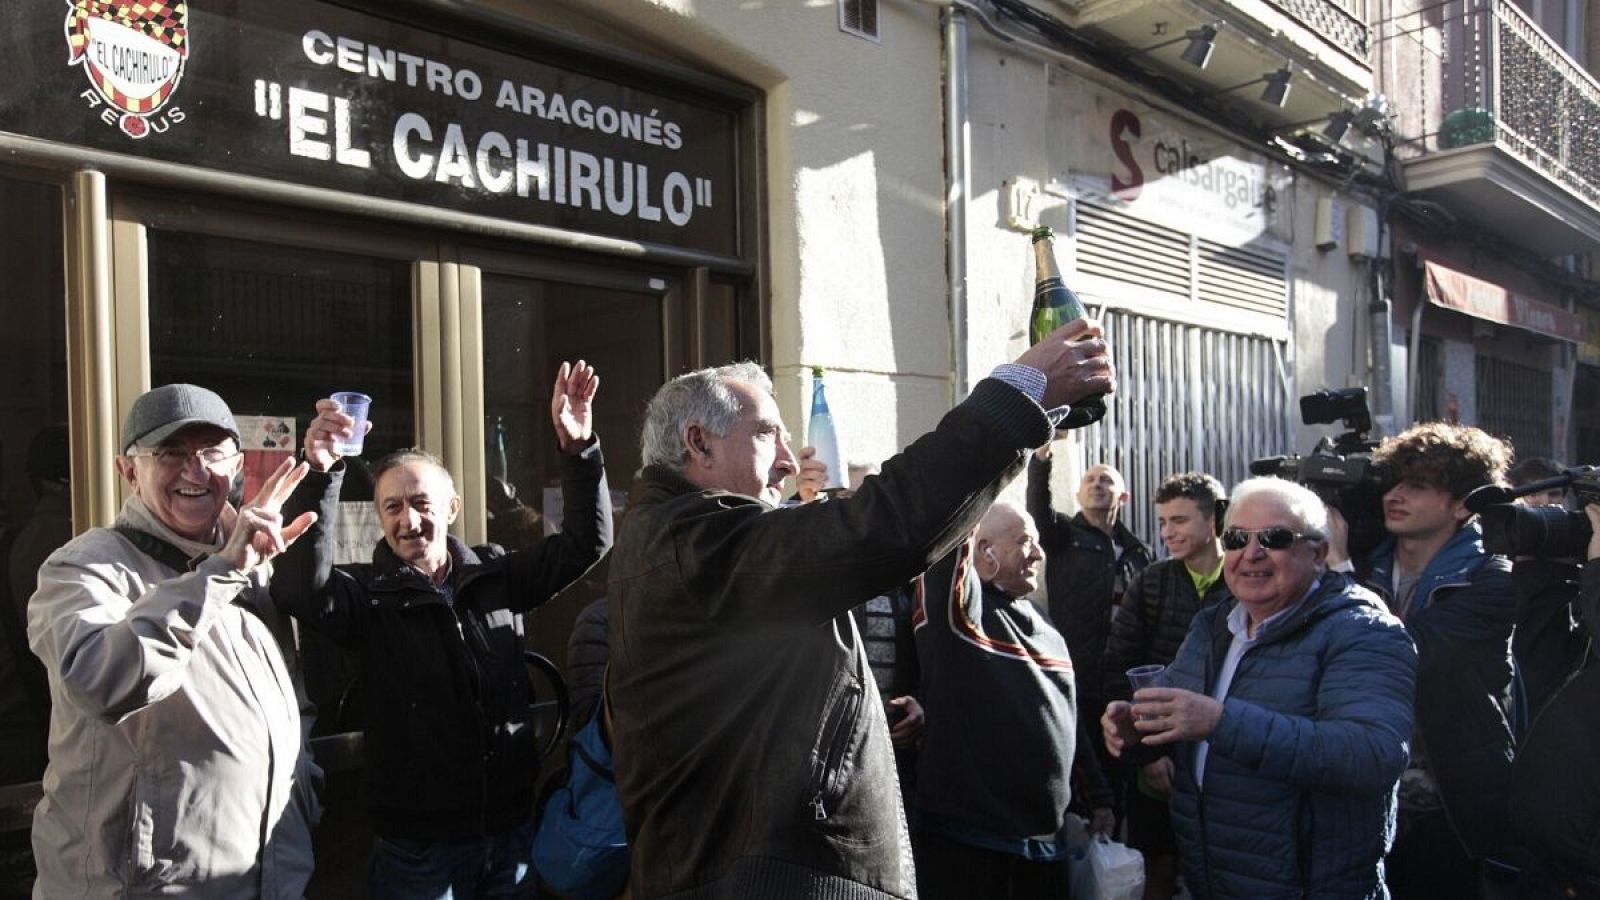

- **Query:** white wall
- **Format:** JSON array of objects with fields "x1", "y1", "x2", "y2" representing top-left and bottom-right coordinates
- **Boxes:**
[{"x1": 512, "y1": 0, "x2": 956, "y2": 467}]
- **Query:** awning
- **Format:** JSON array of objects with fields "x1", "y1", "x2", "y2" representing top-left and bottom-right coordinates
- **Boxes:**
[{"x1": 1424, "y1": 258, "x2": 1585, "y2": 343}]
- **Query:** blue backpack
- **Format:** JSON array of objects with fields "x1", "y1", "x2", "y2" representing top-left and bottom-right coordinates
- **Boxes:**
[{"x1": 533, "y1": 696, "x2": 629, "y2": 900}]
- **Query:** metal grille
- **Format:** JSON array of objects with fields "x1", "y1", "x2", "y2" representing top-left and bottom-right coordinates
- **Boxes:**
[
  {"x1": 1262, "y1": 0, "x2": 1370, "y2": 61},
  {"x1": 1077, "y1": 203, "x2": 1191, "y2": 298},
  {"x1": 1420, "y1": 0, "x2": 1600, "y2": 211},
  {"x1": 838, "y1": 0, "x2": 879, "y2": 42},
  {"x1": 1197, "y1": 239, "x2": 1290, "y2": 317},
  {"x1": 1415, "y1": 336, "x2": 1443, "y2": 422},
  {"x1": 1076, "y1": 308, "x2": 1294, "y2": 550},
  {"x1": 1476, "y1": 354, "x2": 1553, "y2": 457},
  {"x1": 1078, "y1": 201, "x2": 1287, "y2": 318}
]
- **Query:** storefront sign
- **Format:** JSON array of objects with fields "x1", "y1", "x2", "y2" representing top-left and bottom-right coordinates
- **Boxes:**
[
  {"x1": 1424, "y1": 258, "x2": 1585, "y2": 343},
  {"x1": 1049, "y1": 73, "x2": 1291, "y2": 245},
  {"x1": 3, "y1": 0, "x2": 743, "y2": 254}
]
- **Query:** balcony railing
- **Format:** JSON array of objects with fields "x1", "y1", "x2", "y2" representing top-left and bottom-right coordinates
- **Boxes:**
[
  {"x1": 1264, "y1": 0, "x2": 1369, "y2": 60},
  {"x1": 1423, "y1": 0, "x2": 1600, "y2": 210}
]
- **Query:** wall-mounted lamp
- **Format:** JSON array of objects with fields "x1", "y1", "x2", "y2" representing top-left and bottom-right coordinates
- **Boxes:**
[
  {"x1": 1260, "y1": 67, "x2": 1293, "y2": 107},
  {"x1": 1322, "y1": 109, "x2": 1356, "y2": 142},
  {"x1": 1276, "y1": 94, "x2": 1390, "y2": 146},
  {"x1": 1128, "y1": 23, "x2": 1221, "y2": 70},
  {"x1": 1204, "y1": 65, "x2": 1293, "y2": 108}
]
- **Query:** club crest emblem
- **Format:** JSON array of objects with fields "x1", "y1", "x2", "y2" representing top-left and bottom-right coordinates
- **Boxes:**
[{"x1": 64, "y1": 0, "x2": 189, "y2": 138}]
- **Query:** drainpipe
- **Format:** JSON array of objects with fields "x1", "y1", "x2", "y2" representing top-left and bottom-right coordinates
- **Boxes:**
[
  {"x1": 942, "y1": 6, "x2": 971, "y2": 403},
  {"x1": 1367, "y1": 256, "x2": 1396, "y2": 437},
  {"x1": 1407, "y1": 291, "x2": 1425, "y2": 425}
]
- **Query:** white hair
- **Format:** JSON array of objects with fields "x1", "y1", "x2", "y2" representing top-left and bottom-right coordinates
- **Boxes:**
[
  {"x1": 638, "y1": 362, "x2": 772, "y2": 471},
  {"x1": 1225, "y1": 477, "x2": 1329, "y2": 539}
]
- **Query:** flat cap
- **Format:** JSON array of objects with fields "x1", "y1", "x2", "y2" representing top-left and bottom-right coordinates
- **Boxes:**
[{"x1": 121, "y1": 384, "x2": 240, "y2": 453}]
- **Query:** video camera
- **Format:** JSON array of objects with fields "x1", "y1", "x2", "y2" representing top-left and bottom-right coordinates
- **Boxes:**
[
  {"x1": 1250, "y1": 387, "x2": 1390, "y2": 558},
  {"x1": 1465, "y1": 467, "x2": 1600, "y2": 559}
]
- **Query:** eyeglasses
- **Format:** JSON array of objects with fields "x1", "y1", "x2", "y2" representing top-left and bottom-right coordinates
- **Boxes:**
[
  {"x1": 129, "y1": 445, "x2": 241, "y2": 469},
  {"x1": 1221, "y1": 526, "x2": 1318, "y2": 551}
]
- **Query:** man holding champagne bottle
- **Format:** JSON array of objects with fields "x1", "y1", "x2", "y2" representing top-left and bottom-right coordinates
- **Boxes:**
[{"x1": 606, "y1": 313, "x2": 1115, "y2": 899}]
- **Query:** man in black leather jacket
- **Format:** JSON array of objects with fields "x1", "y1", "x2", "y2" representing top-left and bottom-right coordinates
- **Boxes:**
[
  {"x1": 607, "y1": 322, "x2": 1115, "y2": 900},
  {"x1": 275, "y1": 361, "x2": 613, "y2": 898}
]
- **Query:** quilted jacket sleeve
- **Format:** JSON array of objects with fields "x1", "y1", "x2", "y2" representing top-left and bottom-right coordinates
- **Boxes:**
[{"x1": 1206, "y1": 601, "x2": 1417, "y2": 794}]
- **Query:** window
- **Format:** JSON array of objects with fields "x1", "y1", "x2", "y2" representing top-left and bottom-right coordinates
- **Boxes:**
[
  {"x1": 1075, "y1": 308, "x2": 1293, "y2": 550},
  {"x1": 0, "y1": 176, "x2": 67, "y2": 885},
  {"x1": 1477, "y1": 354, "x2": 1554, "y2": 457}
]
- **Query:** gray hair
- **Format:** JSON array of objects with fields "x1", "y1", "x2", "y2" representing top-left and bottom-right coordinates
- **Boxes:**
[
  {"x1": 639, "y1": 362, "x2": 773, "y2": 470},
  {"x1": 1225, "y1": 477, "x2": 1329, "y2": 539}
]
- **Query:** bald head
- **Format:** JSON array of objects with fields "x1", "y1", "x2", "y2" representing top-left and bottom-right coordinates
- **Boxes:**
[{"x1": 975, "y1": 501, "x2": 1044, "y2": 599}]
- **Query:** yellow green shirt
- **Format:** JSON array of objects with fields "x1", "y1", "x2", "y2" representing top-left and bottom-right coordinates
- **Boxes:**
[{"x1": 1186, "y1": 557, "x2": 1224, "y2": 596}]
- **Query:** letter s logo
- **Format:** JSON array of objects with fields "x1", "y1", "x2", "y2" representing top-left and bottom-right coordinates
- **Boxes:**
[{"x1": 1110, "y1": 109, "x2": 1144, "y2": 201}]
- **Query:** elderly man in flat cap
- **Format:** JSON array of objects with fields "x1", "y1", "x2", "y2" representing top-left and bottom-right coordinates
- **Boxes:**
[{"x1": 26, "y1": 384, "x2": 324, "y2": 899}]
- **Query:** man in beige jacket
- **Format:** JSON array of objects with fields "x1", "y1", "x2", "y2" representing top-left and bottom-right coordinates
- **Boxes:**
[{"x1": 26, "y1": 384, "x2": 322, "y2": 898}]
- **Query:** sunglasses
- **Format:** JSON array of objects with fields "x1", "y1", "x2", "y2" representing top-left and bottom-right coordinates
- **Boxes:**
[{"x1": 1221, "y1": 526, "x2": 1317, "y2": 551}]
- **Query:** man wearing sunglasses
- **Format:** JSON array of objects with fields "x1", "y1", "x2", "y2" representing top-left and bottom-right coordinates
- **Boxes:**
[
  {"x1": 26, "y1": 384, "x2": 323, "y2": 897},
  {"x1": 1102, "y1": 477, "x2": 1415, "y2": 900}
]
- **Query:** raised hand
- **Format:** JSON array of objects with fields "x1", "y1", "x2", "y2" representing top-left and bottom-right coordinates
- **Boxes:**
[
  {"x1": 1014, "y1": 317, "x2": 1116, "y2": 411},
  {"x1": 794, "y1": 447, "x2": 829, "y2": 503},
  {"x1": 304, "y1": 398, "x2": 367, "y2": 472},
  {"x1": 218, "y1": 457, "x2": 317, "y2": 573},
  {"x1": 551, "y1": 360, "x2": 600, "y2": 454}
]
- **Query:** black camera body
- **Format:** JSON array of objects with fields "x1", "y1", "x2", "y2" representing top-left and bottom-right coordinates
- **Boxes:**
[
  {"x1": 1468, "y1": 466, "x2": 1600, "y2": 559},
  {"x1": 1250, "y1": 388, "x2": 1390, "y2": 559}
]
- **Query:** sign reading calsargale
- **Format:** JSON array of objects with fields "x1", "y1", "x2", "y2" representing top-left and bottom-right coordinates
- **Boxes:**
[{"x1": 4, "y1": 0, "x2": 743, "y2": 256}]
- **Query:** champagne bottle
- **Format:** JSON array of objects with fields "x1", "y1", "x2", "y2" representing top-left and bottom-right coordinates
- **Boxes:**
[
  {"x1": 1031, "y1": 225, "x2": 1107, "y2": 429},
  {"x1": 808, "y1": 367, "x2": 847, "y2": 493}
]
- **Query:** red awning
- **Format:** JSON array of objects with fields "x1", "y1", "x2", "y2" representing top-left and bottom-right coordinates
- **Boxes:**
[{"x1": 1423, "y1": 258, "x2": 1584, "y2": 343}]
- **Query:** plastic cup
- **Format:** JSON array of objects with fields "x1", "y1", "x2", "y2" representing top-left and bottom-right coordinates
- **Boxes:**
[
  {"x1": 330, "y1": 392, "x2": 371, "y2": 456},
  {"x1": 1126, "y1": 664, "x2": 1166, "y2": 716}
]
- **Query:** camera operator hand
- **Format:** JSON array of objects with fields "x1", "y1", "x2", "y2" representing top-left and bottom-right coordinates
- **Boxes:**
[{"x1": 1325, "y1": 507, "x2": 1351, "y2": 570}]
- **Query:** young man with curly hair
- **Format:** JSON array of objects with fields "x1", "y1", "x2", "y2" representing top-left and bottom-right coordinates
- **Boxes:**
[{"x1": 1348, "y1": 422, "x2": 1515, "y2": 899}]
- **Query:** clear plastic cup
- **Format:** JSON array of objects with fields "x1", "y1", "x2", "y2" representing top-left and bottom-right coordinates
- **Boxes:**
[
  {"x1": 330, "y1": 392, "x2": 371, "y2": 456},
  {"x1": 1126, "y1": 663, "x2": 1167, "y2": 694}
]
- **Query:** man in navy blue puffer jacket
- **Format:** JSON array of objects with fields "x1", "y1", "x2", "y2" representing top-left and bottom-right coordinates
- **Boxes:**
[{"x1": 1104, "y1": 477, "x2": 1416, "y2": 899}]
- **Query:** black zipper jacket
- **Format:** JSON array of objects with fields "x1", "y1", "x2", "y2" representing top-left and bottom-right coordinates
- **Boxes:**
[
  {"x1": 274, "y1": 441, "x2": 612, "y2": 841},
  {"x1": 607, "y1": 378, "x2": 1052, "y2": 899}
]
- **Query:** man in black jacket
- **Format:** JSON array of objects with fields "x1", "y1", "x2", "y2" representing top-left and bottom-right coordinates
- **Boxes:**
[
  {"x1": 1101, "y1": 471, "x2": 1231, "y2": 899},
  {"x1": 607, "y1": 321, "x2": 1114, "y2": 900},
  {"x1": 275, "y1": 361, "x2": 613, "y2": 898},
  {"x1": 910, "y1": 501, "x2": 1112, "y2": 899},
  {"x1": 1026, "y1": 448, "x2": 1151, "y2": 823}
]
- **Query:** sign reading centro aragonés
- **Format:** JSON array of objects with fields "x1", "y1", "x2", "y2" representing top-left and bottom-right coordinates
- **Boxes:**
[{"x1": 3, "y1": 0, "x2": 742, "y2": 256}]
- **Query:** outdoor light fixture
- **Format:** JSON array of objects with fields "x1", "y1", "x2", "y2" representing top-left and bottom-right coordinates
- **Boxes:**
[
  {"x1": 1204, "y1": 64, "x2": 1293, "y2": 107},
  {"x1": 1260, "y1": 67, "x2": 1293, "y2": 107},
  {"x1": 1129, "y1": 23, "x2": 1221, "y2": 70},
  {"x1": 1322, "y1": 109, "x2": 1356, "y2": 142}
]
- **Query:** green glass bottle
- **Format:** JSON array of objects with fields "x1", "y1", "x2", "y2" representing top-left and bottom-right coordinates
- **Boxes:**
[{"x1": 1030, "y1": 225, "x2": 1107, "y2": 429}]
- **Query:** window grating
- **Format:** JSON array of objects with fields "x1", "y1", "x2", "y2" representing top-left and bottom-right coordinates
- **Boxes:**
[
  {"x1": 1076, "y1": 201, "x2": 1287, "y2": 319},
  {"x1": 839, "y1": 0, "x2": 880, "y2": 42}
]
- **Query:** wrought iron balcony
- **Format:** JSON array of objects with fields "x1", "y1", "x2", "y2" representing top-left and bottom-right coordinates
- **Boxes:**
[
  {"x1": 1398, "y1": 0, "x2": 1600, "y2": 250},
  {"x1": 1263, "y1": 0, "x2": 1368, "y2": 61}
]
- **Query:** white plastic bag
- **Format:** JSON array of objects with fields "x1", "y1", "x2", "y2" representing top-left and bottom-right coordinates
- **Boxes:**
[{"x1": 1069, "y1": 835, "x2": 1144, "y2": 900}]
